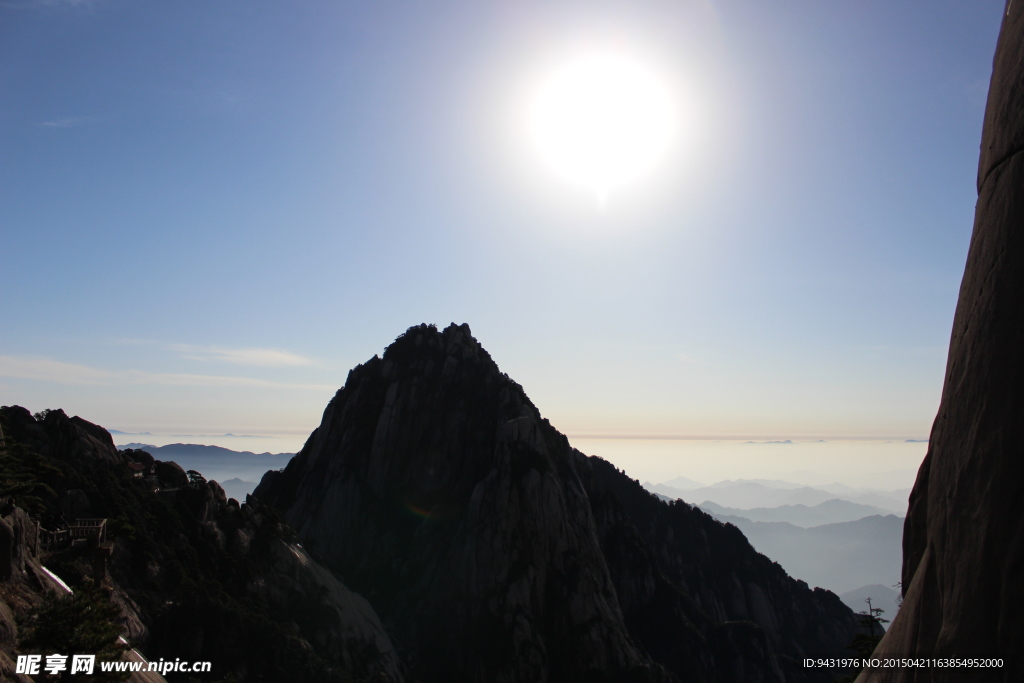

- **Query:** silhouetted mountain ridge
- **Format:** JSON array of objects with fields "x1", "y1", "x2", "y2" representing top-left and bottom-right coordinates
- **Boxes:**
[
  {"x1": 256, "y1": 322, "x2": 865, "y2": 682},
  {"x1": 119, "y1": 443, "x2": 293, "y2": 459},
  {"x1": 647, "y1": 480, "x2": 908, "y2": 515},
  {"x1": 0, "y1": 323, "x2": 871, "y2": 682}
]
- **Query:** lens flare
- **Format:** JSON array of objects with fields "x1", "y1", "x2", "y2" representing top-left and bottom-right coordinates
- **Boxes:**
[{"x1": 405, "y1": 501, "x2": 439, "y2": 520}]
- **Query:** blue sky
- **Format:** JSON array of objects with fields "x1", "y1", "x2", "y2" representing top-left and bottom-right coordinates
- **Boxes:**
[{"x1": 0, "y1": 0, "x2": 1007, "y2": 451}]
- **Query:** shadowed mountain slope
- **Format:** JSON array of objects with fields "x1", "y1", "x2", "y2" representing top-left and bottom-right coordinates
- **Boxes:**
[
  {"x1": 256, "y1": 323, "x2": 863, "y2": 682},
  {"x1": 0, "y1": 406, "x2": 402, "y2": 683},
  {"x1": 584, "y1": 460, "x2": 867, "y2": 668}
]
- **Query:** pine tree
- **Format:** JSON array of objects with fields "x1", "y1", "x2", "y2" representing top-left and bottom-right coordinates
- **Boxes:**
[
  {"x1": 835, "y1": 597, "x2": 889, "y2": 683},
  {"x1": 0, "y1": 417, "x2": 61, "y2": 515},
  {"x1": 19, "y1": 588, "x2": 131, "y2": 681}
]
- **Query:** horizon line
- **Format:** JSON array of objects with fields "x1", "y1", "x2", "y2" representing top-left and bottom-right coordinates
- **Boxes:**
[
  {"x1": 107, "y1": 430, "x2": 930, "y2": 443},
  {"x1": 566, "y1": 434, "x2": 929, "y2": 442}
]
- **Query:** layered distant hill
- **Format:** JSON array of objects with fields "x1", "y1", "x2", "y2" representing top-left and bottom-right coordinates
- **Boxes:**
[
  {"x1": 644, "y1": 479, "x2": 906, "y2": 598},
  {"x1": 645, "y1": 479, "x2": 909, "y2": 516},
  {"x1": 697, "y1": 498, "x2": 893, "y2": 527},
  {"x1": 119, "y1": 442, "x2": 292, "y2": 486},
  {"x1": 709, "y1": 513, "x2": 904, "y2": 595}
]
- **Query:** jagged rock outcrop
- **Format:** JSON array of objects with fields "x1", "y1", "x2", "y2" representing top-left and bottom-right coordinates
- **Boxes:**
[
  {"x1": 0, "y1": 502, "x2": 39, "y2": 584},
  {"x1": 0, "y1": 500, "x2": 43, "y2": 683},
  {"x1": 132, "y1": 485, "x2": 405, "y2": 682},
  {"x1": 4, "y1": 408, "x2": 123, "y2": 465},
  {"x1": 0, "y1": 405, "x2": 404, "y2": 682},
  {"x1": 257, "y1": 323, "x2": 862, "y2": 682},
  {"x1": 153, "y1": 460, "x2": 189, "y2": 489},
  {"x1": 859, "y1": 6, "x2": 1024, "y2": 682}
]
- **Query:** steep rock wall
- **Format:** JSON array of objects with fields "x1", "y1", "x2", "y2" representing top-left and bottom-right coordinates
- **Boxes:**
[{"x1": 859, "y1": 4, "x2": 1024, "y2": 681}]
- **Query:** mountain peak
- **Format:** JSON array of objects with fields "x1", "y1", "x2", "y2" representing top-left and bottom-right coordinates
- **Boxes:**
[
  {"x1": 259, "y1": 323, "x2": 664, "y2": 680},
  {"x1": 255, "y1": 323, "x2": 865, "y2": 681}
]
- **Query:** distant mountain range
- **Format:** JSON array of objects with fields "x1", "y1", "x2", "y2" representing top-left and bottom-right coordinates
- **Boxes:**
[
  {"x1": 697, "y1": 499, "x2": 892, "y2": 527},
  {"x1": 709, "y1": 513, "x2": 905, "y2": 595},
  {"x1": 658, "y1": 475, "x2": 705, "y2": 490},
  {"x1": 119, "y1": 442, "x2": 293, "y2": 459},
  {"x1": 643, "y1": 478, "x2": 906, "y2": 600},
  {"x1": 120, "y1": 442, "x2": 293, "y2": 483},
  {"x1": 644, "y1": 479, "x2": 909, "y2": 515}
]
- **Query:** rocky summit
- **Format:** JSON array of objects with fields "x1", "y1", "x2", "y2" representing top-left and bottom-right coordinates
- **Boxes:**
[{"x1": 256, "y1": 323, "x2": 864, "y2": 682}]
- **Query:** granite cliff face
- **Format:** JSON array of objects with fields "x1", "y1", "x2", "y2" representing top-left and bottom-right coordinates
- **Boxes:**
[
  {"x1": 859, "y1": 6, "x2": 1024, "y2": 681},
  {"x1": 256, "y1": 324, "x2": 668, "y2": 682},
  {"x1": 256, "y1": 323, "x2": 863, "y2": 682}
]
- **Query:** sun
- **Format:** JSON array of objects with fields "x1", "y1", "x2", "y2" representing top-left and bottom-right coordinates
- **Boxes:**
[{"x1": 528, "y1": 52, "x2": 676, "y2": 204}]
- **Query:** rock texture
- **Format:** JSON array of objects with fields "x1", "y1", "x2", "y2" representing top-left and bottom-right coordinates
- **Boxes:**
[
  {"x1": 0, "y1": 503, "x2": 39, "y2": 584},
  {"x1": 257, "y1": 323, "x2": 863, "y2": 682},
  {"x1": 6, "y1": 408, "x2": 123, "y2": 465},
  {"x1": 858, "y1": 5, "x2": 1024, "y2": 682},
  {"x1": 257, "y1": 324, "x2": 667, "y2": 683},
  {"x1": 0, "y1": 404, "x2": 403, "y2": 682},
  {"x1": 0, "y1": 499, "x2": 46, "y2": 683},
  {"x1": 131, "y1": 476, "x2": 405, "y2": 682}
]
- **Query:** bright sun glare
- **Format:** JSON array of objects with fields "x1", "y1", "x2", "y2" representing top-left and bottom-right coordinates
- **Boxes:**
[{"x1": 529, "y1": 53, "x2": 675, "y2": 204}]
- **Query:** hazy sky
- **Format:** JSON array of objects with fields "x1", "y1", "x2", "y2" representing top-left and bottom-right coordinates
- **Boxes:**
[{"x1": 0, "y1": 1, "x2": 1007, "y2": 455}]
